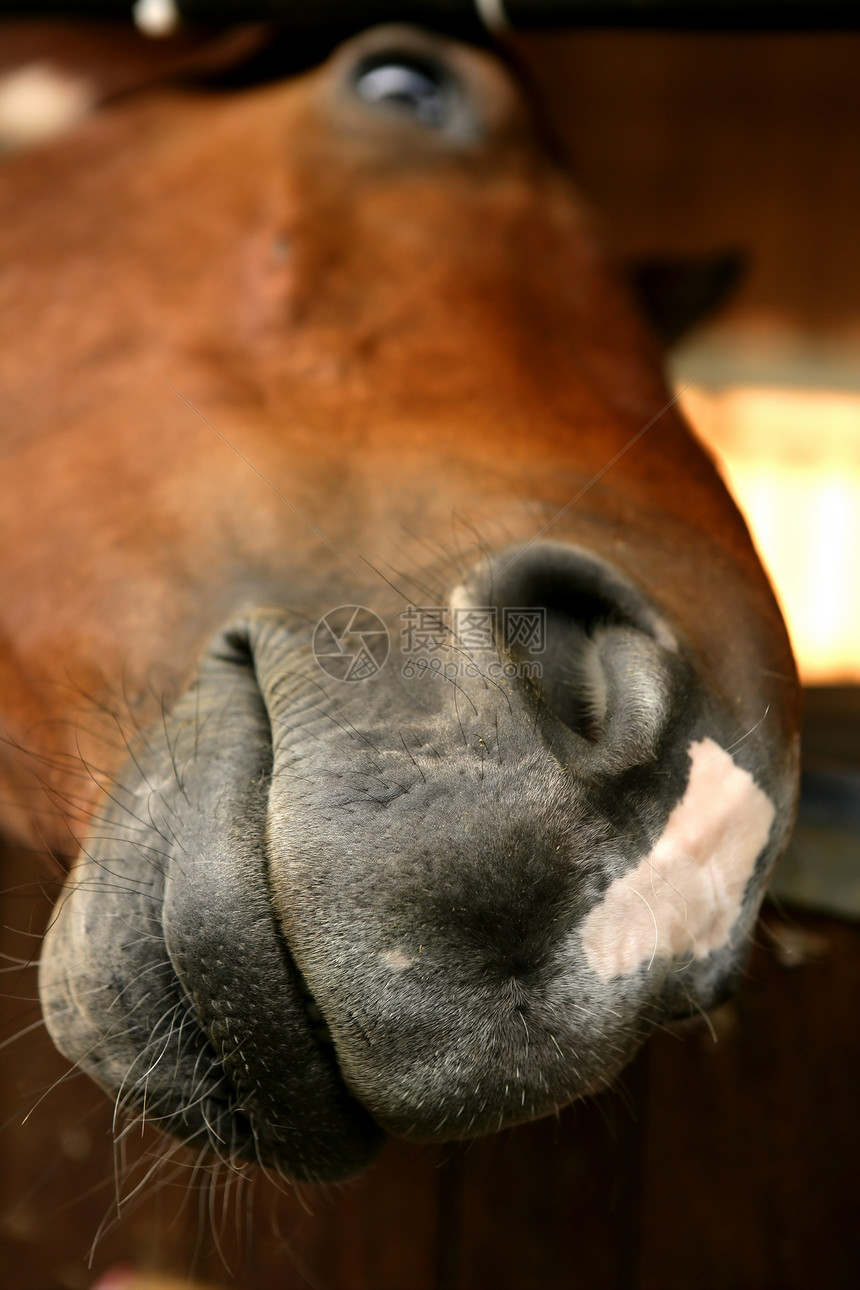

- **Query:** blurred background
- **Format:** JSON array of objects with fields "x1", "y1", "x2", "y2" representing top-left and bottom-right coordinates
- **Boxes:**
[{"x1": 514, "y1": 30, "x2": 860, "y2": 688}]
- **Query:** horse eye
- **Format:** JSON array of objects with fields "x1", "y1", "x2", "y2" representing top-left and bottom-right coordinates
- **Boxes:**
[{"x1": 353, "y1": 57, "x2": 450, "y2": 129}]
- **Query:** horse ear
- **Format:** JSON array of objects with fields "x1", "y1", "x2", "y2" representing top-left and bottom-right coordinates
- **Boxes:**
[{"x1": 625, "y1": 251, "x2": 745, "y2": 347}]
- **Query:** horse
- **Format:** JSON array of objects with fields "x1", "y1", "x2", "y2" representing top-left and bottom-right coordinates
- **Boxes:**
[{"x1": 0, "y1": 24, "x2": 800, "y2": 1187}]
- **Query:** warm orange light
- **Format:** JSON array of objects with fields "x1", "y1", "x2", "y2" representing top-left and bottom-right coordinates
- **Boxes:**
[{"x1": 679, "y1": 385, "x2": 860, "y2": 685}]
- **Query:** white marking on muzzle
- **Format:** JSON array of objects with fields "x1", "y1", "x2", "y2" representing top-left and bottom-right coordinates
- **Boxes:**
[
  {"x1": 382, "y1": 948, "x2": 413, "y2": 972},
  {"x1": 580, "y1": 737, "x2": 776, "y2": 979}
]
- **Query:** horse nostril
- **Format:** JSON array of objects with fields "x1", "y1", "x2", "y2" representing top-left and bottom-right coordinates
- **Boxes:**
[
  {"x1": 352, "y1": 52, "x2": 453, "y2": 129},
  {"x1": 458, "y1": 542, "x2": 682, "y2": 765}
]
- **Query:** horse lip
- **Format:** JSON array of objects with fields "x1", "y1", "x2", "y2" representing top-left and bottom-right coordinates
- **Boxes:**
[
  {"x1": 167, "y1": 873, "x2": 337, "y2": 1077},
  {"x1": 154, "y1": 630, "x2": 386, "y2": 1179},
  {"x1": 165, "y1": 887, "x2": 353, "y2": 1164},
  {"x1": 39, "y1": 616, "x2": 385, "y2": 1182},
  {"x1": 296, "y1": 973, "x2": 336, "y2": 1046}
]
